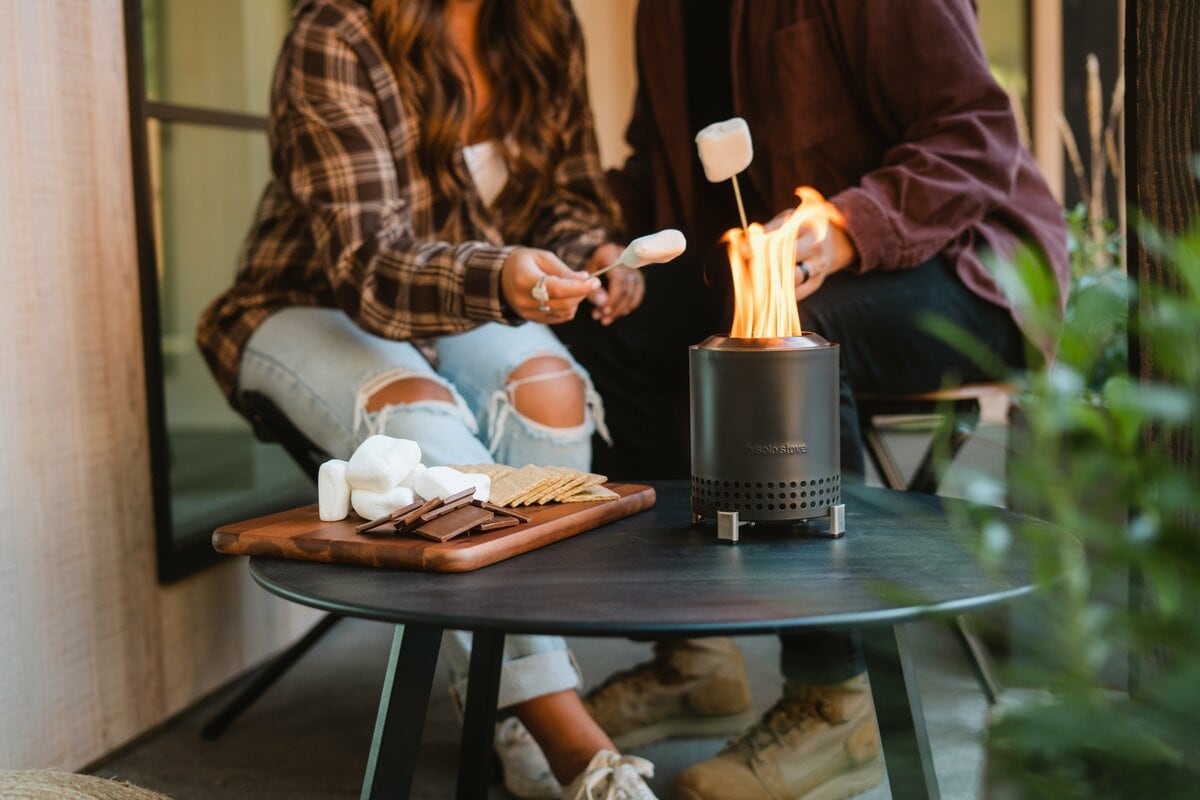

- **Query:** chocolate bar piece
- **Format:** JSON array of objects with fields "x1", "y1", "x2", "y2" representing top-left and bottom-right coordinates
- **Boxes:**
[
  {"x1": 409, "y1": 506, "x2": 494, "y2": 543},
  {"x1": 477, "y1": 516, "x2": 521, "y2": 532},
  {"x1": 394, "y1": 497, "x2": 444, "y2": 532},
  {"x1": 355, "y1": 499, "x2": 426, "y2": 534},
  {"x1": 418, "y1": 489, "x2": 477, "y2": 522},
  {"x1": 472, "y1": 499, "x2": 532, "y2": 523}
]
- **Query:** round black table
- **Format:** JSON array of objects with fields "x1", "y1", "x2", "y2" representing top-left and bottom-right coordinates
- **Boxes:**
[{"x1": 250, "y1": 482, "x2": 1053, "y2": 800}]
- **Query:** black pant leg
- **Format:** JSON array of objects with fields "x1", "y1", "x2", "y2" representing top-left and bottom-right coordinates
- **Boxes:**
[{"x1": 783, "y1": 257, "x2": 1025, "y2": 682}]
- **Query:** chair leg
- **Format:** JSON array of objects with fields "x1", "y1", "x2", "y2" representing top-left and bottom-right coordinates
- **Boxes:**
[
  {"x1": 861, "y1": 417, "x2": 909, "y2": 491},
  {"x1": 201, "y1": 613, "x2": 343, "y2": 740},
  {"x1": 949, "y1": 615, "x2": 1002, "y2": 706},
  {"x1": 907, "y1": 414, "x2": 976, "y2": 495}
]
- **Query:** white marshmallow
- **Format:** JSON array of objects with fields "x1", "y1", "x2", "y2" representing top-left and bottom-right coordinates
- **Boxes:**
[
  {"x1": 619, "y1": 229, "x2": 687, "y2": 268},
  {"x1": 317, "y1": 459, "x2": 352, "y2": 522},
  {"x1": 351, "y1": 485, "x2": 416, "y2": 521},
  {"x1": 346, "y1": 435, "x2": 422, "y2": 493},
  {"x1": 414, "y1": 465, "x2": 475, "y2": 501},
  {"x1": 462, "y1": 472, "x2": 492, "y2": 503},
  {"x1": 398, "y1": 462, "x2": 428, "y2": 491},
  {"x1": 695, "y1": 117, "x2": 754, "y2": 183}
]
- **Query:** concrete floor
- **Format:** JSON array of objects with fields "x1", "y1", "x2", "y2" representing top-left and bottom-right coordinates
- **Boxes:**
[
  {"x1": 91, "y1": 421, "x2": 1010, "y2": 799},
  {"x1": 91, "y1": 618, "x2": 992, "y2": 799}
]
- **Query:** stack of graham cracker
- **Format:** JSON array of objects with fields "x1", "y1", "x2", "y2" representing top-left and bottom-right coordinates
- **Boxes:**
[{"x1": 448, "y1": 464, "x2": 619, "y2": 507}]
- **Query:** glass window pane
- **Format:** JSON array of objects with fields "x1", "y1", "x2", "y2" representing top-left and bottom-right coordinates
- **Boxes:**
[
  {"x1": 151, "y1": 120, "x2": 310, "y2": 548},
  {"x1": 142, "y1": 0, "x2": 294, "y2": 116}
]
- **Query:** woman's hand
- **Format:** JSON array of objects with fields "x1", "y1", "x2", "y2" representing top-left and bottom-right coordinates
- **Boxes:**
[
  {"x1": 763, "y1": 210, "x2": 858, "y2": 302},
  {"x1": 586, "y1": 242, "x2": 645, "y2": 326},
  {"x1": 500, "y1": 247, "x2": 601, "y2": 324}
]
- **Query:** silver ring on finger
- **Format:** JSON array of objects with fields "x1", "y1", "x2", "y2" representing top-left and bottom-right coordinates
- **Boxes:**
[{"x1": 531, "y1": 275, "x2": 550, "y2": 307}]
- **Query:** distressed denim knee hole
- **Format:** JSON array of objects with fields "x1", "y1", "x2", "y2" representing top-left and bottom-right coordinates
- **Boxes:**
[
  {"x1": 485, "y1": 361, "x2": 611, "y2": 455},
  {"x1": 353, "y1": 367, "x2": 477, "y2": 438}
]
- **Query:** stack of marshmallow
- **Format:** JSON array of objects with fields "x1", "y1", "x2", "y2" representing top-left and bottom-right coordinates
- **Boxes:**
[{"x1": 318, "y1": 435, "x2": 492, "y2": 522}]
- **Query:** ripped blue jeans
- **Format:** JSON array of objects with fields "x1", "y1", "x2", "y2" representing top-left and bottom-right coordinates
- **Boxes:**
[{"x1": 239, "y1": 306, "x2": 607, "y2": 708}]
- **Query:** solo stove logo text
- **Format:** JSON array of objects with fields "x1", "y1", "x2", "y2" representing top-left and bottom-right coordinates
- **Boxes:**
[{"x1": 744, "y1": 443, "x2": 808, "y2": 456}]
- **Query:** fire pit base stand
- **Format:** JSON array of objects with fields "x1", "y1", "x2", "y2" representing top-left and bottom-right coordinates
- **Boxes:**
[{"x1": 706, "y1": 504, "x2": 846, "y2": 543}]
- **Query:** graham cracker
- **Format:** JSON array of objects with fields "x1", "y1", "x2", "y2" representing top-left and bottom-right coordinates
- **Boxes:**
[
  {"x1": 489, "y1": 464, "x2": 550, "y2": 507},
  {"x1": 559, "y1": 484, "x2": 620, "y2": 503}
]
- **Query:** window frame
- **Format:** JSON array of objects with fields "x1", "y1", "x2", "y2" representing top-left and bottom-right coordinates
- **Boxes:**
[{"x1": 124, "y1": 0, "x2": 301, "y2": 583}]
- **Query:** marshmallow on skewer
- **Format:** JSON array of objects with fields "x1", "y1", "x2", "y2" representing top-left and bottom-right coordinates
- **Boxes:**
[
  {"x1": 346, "y1": 435, "x2": 422, "y2": 493},
  {"x1": 619, "y1": 229, "x2": 687, "y2": 269},
  {"x1": 591, "y1": 229, "x2": 687, "y2": 279},
  {"x1": 318, "y1": 459, "x2": 351, "y2": 522},
  {"x1": 695, "y1": 117, "x2": 753, "y2": 183},
  {"x1": 351, "y1": 485, "x2": 417, "y2": 521}
]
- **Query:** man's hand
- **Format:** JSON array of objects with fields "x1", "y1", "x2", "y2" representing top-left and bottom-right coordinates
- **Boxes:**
[
  {"x1": 500, "y1": 247, "x2": 600, "y2": 323},
  {"x1": 764, "y1": 209, "x2": 858, "y2": 301},
  {"x1": 586, "y1": 242, "x2": 645, "y2": 326}
]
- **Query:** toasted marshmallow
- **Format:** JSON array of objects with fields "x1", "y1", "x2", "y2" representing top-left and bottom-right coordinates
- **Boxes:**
[
  {"x1": 414, "y1": 465, "x2": 476, "y2": 501},
  {"x1": 619, "y1": 229, "x2": 687, "y2": 269},
  {"x1": 317, "y1": 459, "x2": 351, "y2": 522},
  {"x1": 351, "y1": 485, "x2": 416, "y2": 521},
  {"x1": 346, "y1": 435, "x2": 422, "y2": 493},
  {"x1": 695, "y1": 117, "x2": 753, "y2": 183}
]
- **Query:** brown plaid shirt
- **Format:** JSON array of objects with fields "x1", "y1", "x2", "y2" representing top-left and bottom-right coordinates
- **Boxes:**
[{"x1": 197, "y1": 0, "x2": 617, "y2": 402}]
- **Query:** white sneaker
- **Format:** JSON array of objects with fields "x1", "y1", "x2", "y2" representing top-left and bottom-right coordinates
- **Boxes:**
[
  {"x1": 495, "y1": 716, "x2": 562, "y2": 799},
  {"x1": 560, "y1": 749, "x2": 658, "y2": 800}
]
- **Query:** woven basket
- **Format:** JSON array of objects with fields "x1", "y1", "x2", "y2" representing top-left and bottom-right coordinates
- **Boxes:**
[{"x1": 0, "y1": 770, "x2": 170, "y2": 800}]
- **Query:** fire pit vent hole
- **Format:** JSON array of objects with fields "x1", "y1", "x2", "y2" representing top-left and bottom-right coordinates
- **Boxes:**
[{"x1": 691, "y1": 475, "x2": 842, "y2": 518}]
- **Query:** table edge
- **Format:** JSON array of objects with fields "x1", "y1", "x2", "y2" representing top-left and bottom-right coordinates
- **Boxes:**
[{"x1": 248, "y1": 559, "x2": 1036, "y2": 637}]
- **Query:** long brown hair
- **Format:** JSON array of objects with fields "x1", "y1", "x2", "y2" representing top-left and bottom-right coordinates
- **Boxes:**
[{"x1": 372, "y1": 0, "x2": 577, "y2": 227}]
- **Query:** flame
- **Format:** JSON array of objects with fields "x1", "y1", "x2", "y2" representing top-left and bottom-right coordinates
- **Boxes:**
[{"x1": 726, "y1": 187, "x2": 844, "y2": 338}]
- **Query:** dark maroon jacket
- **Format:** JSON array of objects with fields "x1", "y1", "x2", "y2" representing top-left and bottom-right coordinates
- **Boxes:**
[{"x1": 610, "y1": 0, "x2": 1069, "y2": 351}]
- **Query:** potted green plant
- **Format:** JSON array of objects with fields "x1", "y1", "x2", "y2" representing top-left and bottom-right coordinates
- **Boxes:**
[{"x1": 966, "y1": 219, "x2": 1200, "y2": 798}]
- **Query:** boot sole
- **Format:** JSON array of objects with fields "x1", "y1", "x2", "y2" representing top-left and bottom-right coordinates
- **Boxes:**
[
  {"x1": 672, "y1": 755, "x2": 884, "y2": 800},
  {"x1": 611, "y1": 708, "x2": 760, "y2": 751},
  {"x1": 794, "y1": 756, "x2": 886, "y2": 800}
]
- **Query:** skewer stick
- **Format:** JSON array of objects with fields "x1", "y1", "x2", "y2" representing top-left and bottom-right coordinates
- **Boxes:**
[{"x1": 731, "y1": 174, "x2": 749, "y2": 231}]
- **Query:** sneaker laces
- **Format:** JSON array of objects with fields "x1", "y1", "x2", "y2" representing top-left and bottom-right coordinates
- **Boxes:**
[
  {"x1": 723, "y1": 689, "x2": 833, "y2": 757},
  {"x1": 571, "y1": 751, "x2": 656, "y2": 800}
]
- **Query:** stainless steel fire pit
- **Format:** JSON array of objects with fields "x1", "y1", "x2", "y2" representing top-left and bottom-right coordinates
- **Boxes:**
[{"x1": 690, "y1": 334, "x2": 845, "y2": 541}]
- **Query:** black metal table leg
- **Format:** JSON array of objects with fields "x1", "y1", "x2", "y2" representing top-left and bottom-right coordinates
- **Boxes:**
[
  {"x1": 861, "y1": 624, "x2": 941, "y2": 800},
  {"x1": 360, "y1": 624, "x2": 442, "y2": 800},
  {"x1": 456, "y1": 631, "x2": 505, "y2": 800}
]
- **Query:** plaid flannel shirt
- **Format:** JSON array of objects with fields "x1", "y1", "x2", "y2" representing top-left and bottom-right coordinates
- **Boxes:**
[{"x1": 196, "y1": 0, "x2": 617, "y2": 402}]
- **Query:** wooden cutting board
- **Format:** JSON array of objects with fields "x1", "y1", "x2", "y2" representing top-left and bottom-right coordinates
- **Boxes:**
[{"x1": 212, "y1": 483, "x2": 656, "y2": 573}]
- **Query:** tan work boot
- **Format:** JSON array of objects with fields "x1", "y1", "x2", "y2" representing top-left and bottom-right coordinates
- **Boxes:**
[
  {"x1": 673, "y1": 673, "x2": 884, "y2": 800},
  {"x1": 583, "y1": 638, "x2": 755, "y2": 750}
]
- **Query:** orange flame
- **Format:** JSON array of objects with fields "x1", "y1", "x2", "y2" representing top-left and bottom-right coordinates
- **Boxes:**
[{"x1": 725, "y1": 187, "x2": 844, "y2": 338}]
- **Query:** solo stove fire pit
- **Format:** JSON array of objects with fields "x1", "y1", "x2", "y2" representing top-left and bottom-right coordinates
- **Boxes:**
[
  {"x1": 688, "y1": 187, "x2": 847, "y2": 542},
  {"x1": 690, "y1": 334, "x2": 845, "y2": 541}
]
